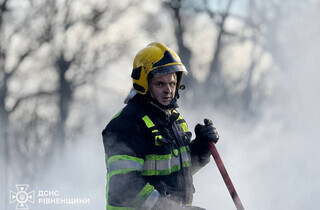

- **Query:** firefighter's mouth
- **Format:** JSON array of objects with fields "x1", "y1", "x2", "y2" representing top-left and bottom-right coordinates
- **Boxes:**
[{"x1": 162, "y1": 96, "x2": 172, "y2": 101}]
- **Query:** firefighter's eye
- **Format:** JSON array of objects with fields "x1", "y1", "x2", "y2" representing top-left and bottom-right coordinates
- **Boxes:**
[
  {"x1": 169, "y1": 82, "x2": 176, "y2": 87},
  {"x1": 155, "y1": 82, "x2": 163, "y2": 87}
]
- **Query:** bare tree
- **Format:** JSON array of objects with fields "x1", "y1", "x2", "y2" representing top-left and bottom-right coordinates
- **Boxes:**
[
  {"x1": 1, "y1": 1, "x2": 146, "y2": 209},
  {"x1": 0, "y1": 0, "x2": 43, "y2": 207},
  {"x1": 161, "y1": 0, "x2": 299, "y2": 117},
  {"x1": 162, "y1": 0, "x2": 244, "y2": 105},
  {"x1": 163, "y1": 0, "x2": 195, "y2": 89}
]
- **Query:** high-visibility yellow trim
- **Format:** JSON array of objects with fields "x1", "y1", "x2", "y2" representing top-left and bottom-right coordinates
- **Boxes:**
[
  {"x1": 142, "y1": 115, "x2": 155, "y2": 128},
  {"x1": 132, "y1": 183, "x2": 154, "y2": 207},
  {"x1": 140, "y1": 190, "x2": 159, "y2": 210},
  {"x1": 106, "y1": 155, "x2": 145, "y2": 209},
  {"x1": 173, "y1": 110, "x2": 188, "y2": 132},
  {"x1": 179, "y1": 122, "x2": 188, "y2": 132},
  {"x1": 108, "y1": 159, "x2": 143, "y2": 173},
  {"x1": 107, "y1": 155, "x2": 144, "y2": 165},
  {"x1": 106, "y1": 155, "x2": 144, "y2": 178},
  {"x1": 142, "y1": 146, "x2": 191, "y2": 176},
  {"x1": 142, "y1": 115, "x2": 163, "y2": 146},
  {"x1": 112, "y1": 109, "x2": 122, "y2": 120}
]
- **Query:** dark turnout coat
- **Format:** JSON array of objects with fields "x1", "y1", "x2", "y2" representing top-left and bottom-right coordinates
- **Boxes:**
[{"x1": 102, "y1": 95, "x2": 210, "y2": 209}]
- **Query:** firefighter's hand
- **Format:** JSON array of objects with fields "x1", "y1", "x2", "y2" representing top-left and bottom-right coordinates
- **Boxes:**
[{"x1": 195, "y1": 119, "x2": 219, "y2": 143}]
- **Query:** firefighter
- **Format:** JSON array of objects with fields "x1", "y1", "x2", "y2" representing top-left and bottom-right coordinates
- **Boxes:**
[{"x1": 102, "y1": 42, "x2": 219, "y2": 210}]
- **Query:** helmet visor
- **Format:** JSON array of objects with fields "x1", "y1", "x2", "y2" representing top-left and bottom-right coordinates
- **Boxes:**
[{"x1": 151, "y1": 64, "x2": 187, "y2": 78}]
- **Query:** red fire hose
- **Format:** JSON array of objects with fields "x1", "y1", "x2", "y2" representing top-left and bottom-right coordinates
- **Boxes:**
[{"x1": 208, "y1": 142, "x2": 244, "y2": 210}]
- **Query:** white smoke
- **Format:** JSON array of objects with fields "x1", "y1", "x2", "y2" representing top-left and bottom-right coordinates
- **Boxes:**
[
  {"x1": 4, "y1": 2, "x2": 320, "y2": 210},
  {"x1": 189, "y1": 2, "x2": 320, "y2": 209}
]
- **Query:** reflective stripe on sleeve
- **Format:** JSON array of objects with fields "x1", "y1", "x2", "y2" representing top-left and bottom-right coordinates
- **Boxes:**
[
  {"x1": 108, "y1": 159, "x2": 143, "y2": 173},
  {"x1": 107, "y1": 155, "x2": 144, "y2": 165},
  {"x1": 132, "y1": 183, "x2": 157, "y2": 208},
  {"x1": 106, "y1": 155, "x2": 145, "y2": 210},
  {"x1": 141, "y1": 189, "x2": 160, "y2": 210},
  {"x1": 107, "y1": 155, "x2": 144, "y2": 178}
]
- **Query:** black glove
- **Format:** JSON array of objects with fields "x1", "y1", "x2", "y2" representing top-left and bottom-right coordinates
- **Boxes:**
[{"x1": 195, "y1": 119, "x2": 219, "y2": 143}]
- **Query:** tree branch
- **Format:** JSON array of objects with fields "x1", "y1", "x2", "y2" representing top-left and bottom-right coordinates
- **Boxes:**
[
  {"x1": 8, "y1": 51, "x2": 31, "y2": 77},
  {"x1": 9, "y1": 90, "x2": 56, "y2": 113}
]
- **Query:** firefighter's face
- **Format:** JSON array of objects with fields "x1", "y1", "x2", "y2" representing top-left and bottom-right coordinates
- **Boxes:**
[{"x1": 149, "y1": 73, "x2": 177, "y2": 106}]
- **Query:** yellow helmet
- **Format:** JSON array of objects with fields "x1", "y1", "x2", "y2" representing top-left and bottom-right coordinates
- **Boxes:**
[{"x1": 131, "y1": 42, "x2": 187, "y2": 95}]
